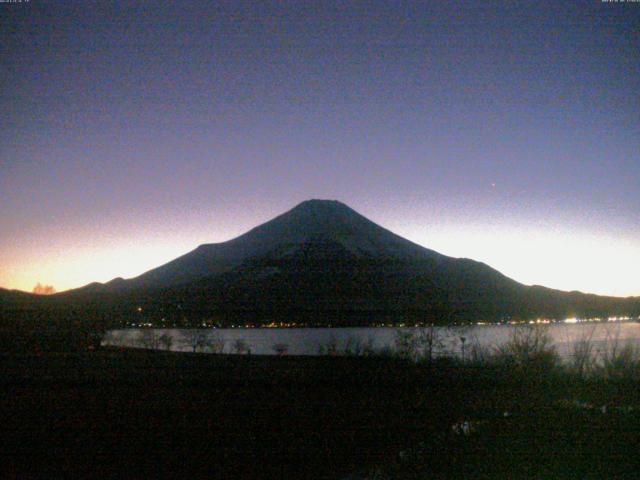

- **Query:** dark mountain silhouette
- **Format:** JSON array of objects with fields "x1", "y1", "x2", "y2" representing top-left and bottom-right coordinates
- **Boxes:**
[
  {"x1": 2, "y1": 200, "x2": 639, "y2": 330},
  {"x1": 0, "y1": 287, "x2": 41, "y2": 305},
  {"x1": 125, "y1": 199, "x2": 444, "y2": 289}
]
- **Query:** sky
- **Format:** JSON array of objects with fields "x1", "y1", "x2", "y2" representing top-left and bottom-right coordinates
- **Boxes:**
[{"x1": 1, "y1": 0, "x2": 639, "y2": 297}]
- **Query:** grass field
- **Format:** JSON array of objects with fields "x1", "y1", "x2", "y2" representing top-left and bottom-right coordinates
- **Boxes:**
[{"x1": 1, "y1": 349, "x2": 639, "y2": 479}]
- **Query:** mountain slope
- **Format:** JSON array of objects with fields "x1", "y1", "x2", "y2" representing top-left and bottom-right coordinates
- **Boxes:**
[
  {"x1": 7, "y1": 199, "x2": 640, "y2": 326},
  {"x1": 159, "y1": 237, "x2": 524, "y2": 322}
]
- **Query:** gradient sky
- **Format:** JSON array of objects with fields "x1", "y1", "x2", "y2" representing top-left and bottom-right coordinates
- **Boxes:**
[{"x1": 1, "y1": 1, "x2": 639, "y2": 296}]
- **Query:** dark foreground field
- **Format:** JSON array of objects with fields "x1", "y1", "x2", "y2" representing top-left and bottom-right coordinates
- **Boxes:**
[{"x1": 1, "y1": 350, "x2": 639, "y2": 479}]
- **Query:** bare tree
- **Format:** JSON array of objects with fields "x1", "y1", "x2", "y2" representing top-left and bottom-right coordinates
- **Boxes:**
[
  {"x1": 318, "y1": 335, "x2": 338, "y2": 356},
  {"x1": 568, "y1": 326, "x2": 597, "y2": 378},
  {"x1": 179, "y1": 329, "x2": 210, "y2": 353},
  {"x1": 466, "y1": 334, "x2": 492, "y2": 364},
  {"x1": 137, "y1": 329, "x2": 161, "y2": 350},
  {"x1": 208, "y1": 331, "x2": 225, "y2": 354},
  {"x1": 598, "y1": 324, "x2": 640, "y2": 380},
  {"x1": 494, "y1": 325, "x2": 559, "y2": 371},
  {"x1": 343, "y1": 336, "x2": 363, "y2": 356},
  {"x1": 416, "y1": 324, "x2": 444, "y2": 365},
  {"x1": 393, "y1": 326, "x2": 446, "y2": 363},
  {"x1": 233, "y1": 338, "x2": 249, "y2": 354},
  {"x1": 159, "y1": 333, "x2": 174, "y2": 351},
  {"x1": 394, "y1": 330, "x2": 420, "y2": 361}
]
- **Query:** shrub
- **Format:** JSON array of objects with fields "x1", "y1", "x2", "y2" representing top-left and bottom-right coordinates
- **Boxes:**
[
  {"x1": 393, "y1": 327, "x2": 447, "y2": 363},
  {"x1": 599, "y1": 342, "x2": 640, "y2": 381},
  {"x1": 136, "y1": 329, "x2": 161, "y2": 350},
  {"x1": 272, "y1": 343, "x2": 289, "y2": 356},
  {"x1": 101, "y1": 330, "x2": 118, "y2": 347},
  {"x1": 343, "y1": 335, "x2": 362, "y2": 356},
  {"x1": 318, "y1": 336, "x2": 338, "y2": 356},
  {"x1": 568, "y1": 330, "x2": 597, "y2": 378},
  {"x1": 465, "y1": 336, "x2": 493, "y2": 365},
  {"x1": 493, "y1": 325, "x2": 559, "y2": 372},
  {"x1": 360, "y1": 336, "x2": 376, "y2": 357},
  {"x1": 394, "y1": 330, "x2": 420, "y2": 361},
  {"x1": 416, "y1": 324, "x2": 445, "y2": 365},
  {"x1": 208, "y1": 332, "x2": 225, "y2": 354},
  {"x1": 233, "y1": 338, "x2": 249, "y2": 354}
]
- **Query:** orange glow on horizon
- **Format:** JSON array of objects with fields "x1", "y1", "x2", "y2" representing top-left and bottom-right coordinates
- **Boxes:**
[
  {"x1": 2, "y1": 219, "x2": 639, "y2": 298},
  {"x1": 402, "y1": 225, "x2": 640, "y2": 298}
]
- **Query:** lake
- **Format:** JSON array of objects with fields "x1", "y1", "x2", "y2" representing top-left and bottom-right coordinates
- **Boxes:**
[{"x1": 104, "y1": 320, "x2": 640, "y2": 361}]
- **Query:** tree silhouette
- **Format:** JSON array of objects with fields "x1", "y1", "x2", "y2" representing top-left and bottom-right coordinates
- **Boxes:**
[
  {"x1": 33, "y1": 283, "x2": 56, "y2": 295},
  {"x1": 159, "y1": 333, "x2": 174, "y2": 351},
  {"x1": 179, "y1": 329, "x2": 210, "y2": 353}
]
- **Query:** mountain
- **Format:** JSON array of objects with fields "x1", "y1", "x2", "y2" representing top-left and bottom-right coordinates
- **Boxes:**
[
  {"x1": 124, "y1": 199, "x2": 442, "y2": 289},
  {"x1": 4, "y1": 200, "x2": 640, "y2": 328}
]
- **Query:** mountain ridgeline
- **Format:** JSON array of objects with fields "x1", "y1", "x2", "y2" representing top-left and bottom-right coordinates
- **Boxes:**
[{"x1": 2, "y1": 200, "x2": 639, "y2": 334}]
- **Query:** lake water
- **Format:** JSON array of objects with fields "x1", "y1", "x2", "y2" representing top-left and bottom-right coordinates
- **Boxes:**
[{"x1": 104, "y1": 321, "x2": 640, "y2": 361}]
